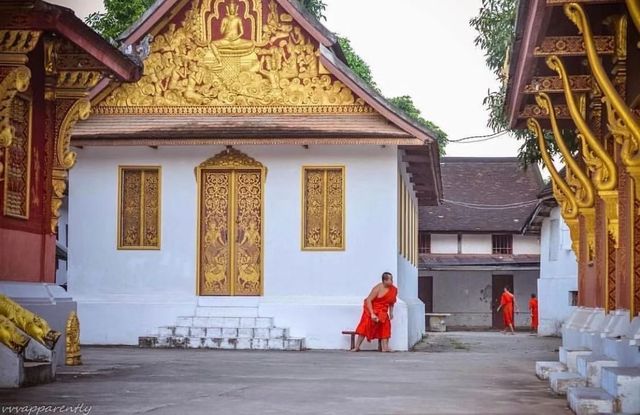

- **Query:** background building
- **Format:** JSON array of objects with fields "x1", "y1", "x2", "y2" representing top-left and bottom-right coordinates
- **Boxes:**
[{"x1": 418, "y1": 157, "x2": 542, "y2": 329}]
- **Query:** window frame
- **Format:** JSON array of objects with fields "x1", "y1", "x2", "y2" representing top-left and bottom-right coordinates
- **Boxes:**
[
  {"x1": 300, "y1": 165, "x2": 346, "y2": 251},
  {"x1": 491, "y1": 234, "x2": 513, "y2": 255},
  {"x1": 418, "y1": 231, "x2": 431, "y2": 254},
  {"x1": 117, "y1": 165, "x2": 162, "y2": 250}
]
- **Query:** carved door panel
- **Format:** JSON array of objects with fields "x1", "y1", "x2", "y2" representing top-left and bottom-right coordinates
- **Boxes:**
[{"x1": 198, "y1": 159, "x2": 264, "y2": 296}]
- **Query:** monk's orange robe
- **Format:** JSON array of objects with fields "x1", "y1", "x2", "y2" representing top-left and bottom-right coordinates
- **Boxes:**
[
  {"x1": 529, "y1": 298, "x2": 538, "y2": 331},
  {"x1": 499, "y1": 292, "x2": 515, "y2": 327},
  {"x1": 355, "y1": 285, "x2": 397, "y2": 341}
]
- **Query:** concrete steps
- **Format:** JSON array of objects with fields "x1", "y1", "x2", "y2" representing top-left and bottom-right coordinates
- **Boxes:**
[
  {"x1": 21, "y1": 361, "x2": 55, "y2": 387},
  {"x1": 139, "y1": 308, "x2": 305, "y2": 351},
  {"x1": 567, "y1": 387, "x2": 614, "y2": 415},
  {"x1": 601, "y1": 367, "x2": 640, "y2": 414}
]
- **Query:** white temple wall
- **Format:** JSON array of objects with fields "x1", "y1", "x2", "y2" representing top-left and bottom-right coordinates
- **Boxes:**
[
  {"x1": 68, "y1": 144, "x2": 417, "y2": 349},
  {"x1": 538, "y1": 207, "x2": 578, "y2": 336}
]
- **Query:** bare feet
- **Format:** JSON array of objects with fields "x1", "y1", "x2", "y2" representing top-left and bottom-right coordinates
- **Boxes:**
[{"x1": 349, "y1": 348, "x2": 360, "y2": 352}]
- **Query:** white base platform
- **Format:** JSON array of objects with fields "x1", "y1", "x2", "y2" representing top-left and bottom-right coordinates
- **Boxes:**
[{"x1": 76, "y1": 295, "x2": 422, "y2": 351}]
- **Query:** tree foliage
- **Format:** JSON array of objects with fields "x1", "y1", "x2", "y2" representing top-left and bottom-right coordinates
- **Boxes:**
[
  {"x1": 388, "y1": 96, "x2": 448, "y2": 151},
  {"x1": 86, "y1": 0, "x2": 155, "y2": 41},
  {"x1": 470, "y1": 0, "x2": 577, "y2": 166},
  {"x1": 299, "y1": 0, "x2": 327, "y2": 21},
  {"x1": 337, "y1": 37, "x2": 379, "y2": 92}
]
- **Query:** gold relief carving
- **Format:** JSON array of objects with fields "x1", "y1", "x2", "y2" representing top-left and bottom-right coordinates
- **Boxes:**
[
  {"x1": 524, "y1": 75, "x2": 591, "y2": 94},
  {"x1": 118, "y1": 167, "x2": 161, "y2": 249},
  {"x1": 0, "y1": 294, "x2": 61, "y2": 349},
  {"x1": 0, "y1": 315, "x2": 29, "y2": 354},
  {"x1": 3, "y1": 94, "x2": 32, "y2": 218},
  {"x1": 0, "y1": 30, "x2": 41, "y2": 64},
  {"x1": 57, "y1": 71, "x2": 103, "y2": 91},
  {"x1": 302, "y1": 166, "x2": 345, "y2": 250},
  {"x1": 98, "y1": 0, "x2": 368, "y2": 114},
  {"x1": 44, "y1": 38, "x2": 58, "y2": 75},
  {"x1": 65, "y1": 311, "x2": 82, "y2": 366},
  {"x1": 0, "y1": 31, "x2": 41, "y2": 54},
  {"x1": 0, "y1": 66, "x2": 30, "y2": 149},
  {"x1": 234, "y1": 170, "x2": 263, "y2": 295},
  {"x1": 519, "y1": 104, "x2": 571, "y2": 119},
  {"x1": 197, "y1": 148, "x2": 264, "y2": 296},
  {"x1": 534, "y1": 35, "x2": 614, "y2": 57},
  {"x1": 95, "y1": 104, "x2": 373, "y2": 116},
  {"x1": 200, "y1": 170, "x2": 232, "y2": 295}
]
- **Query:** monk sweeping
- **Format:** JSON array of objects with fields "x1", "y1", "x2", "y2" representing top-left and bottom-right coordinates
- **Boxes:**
[
  {"x1": 528, "y1": 293, "x2": 538, "y2": 333},
  {"x1": 496, "y1": 286, "x2": 516, "y2": 334},
  {"x1": 351, "y1": 272, "x2": 397, "y2": 352}
]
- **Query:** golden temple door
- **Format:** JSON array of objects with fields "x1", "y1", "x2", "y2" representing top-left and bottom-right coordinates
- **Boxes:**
[{"x1": 196, "y1": 149, "x2": 265, "y2": 296}]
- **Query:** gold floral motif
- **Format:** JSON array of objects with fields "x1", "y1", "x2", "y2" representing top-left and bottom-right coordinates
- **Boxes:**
[
  {"x1": 3, "y1": 94, "x2": 31, "y2": 218},
  {"x1": 65, "y1": 311, "x2": 81, "y2": 366},
  {"x1": 0, "y1": 315, "x2": 29, "y2": 354},
  {"x1": 118, "y1": 167, "x2": 161, "y2": 249},
  {"x1": 0, "y1": 66, "x2": 30, "y2": 148},
  {"x1": 97, "y1": 0, "x2": 368, "y2": 114},
  {"x1": 302, "y1": 166, "x2": 344, "y2": 250},
  {"x1": 197, "y1": 148, "x2": 264, "y2": 295},
  {"x1": 533, "y1": 35, "x2": 614, "y2": 57},
  {"x1": 56, "y1": 71, "x2": 103, "y2": 90},
  {"x1": 234, "y1": 171, "x2": 262, "y2": 294},
  {"x1": 524, "y1": 75, "x2": 592, "y2": 94},
  {"x1": 0, "y1": 294, "x2": 61, "y2": 349},
  {"x1": 519, "y1": 104, "x2": 571, "y2": 119},
  {"x1": 200, "y1": 170, "x2": 232, "y2": 294}
]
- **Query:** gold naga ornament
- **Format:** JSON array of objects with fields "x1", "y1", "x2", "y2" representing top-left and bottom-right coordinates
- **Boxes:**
[
  {"x1": 0, "y1": 315, "x2": 29, "y2": 354},
  {"x1": 98, "y1": 0, "x2": 369, "y2": 114},
  {"x1": 65, "y1": 311, "x2": 81, "y2": 366},
  {"x1": 0, "y1": 294, "x2": 61, "y2": 349}
]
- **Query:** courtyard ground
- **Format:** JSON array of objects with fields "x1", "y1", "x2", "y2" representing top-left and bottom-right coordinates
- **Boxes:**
[{"x1": 1, "y1": 331, "x2": 570, "y2": 415}]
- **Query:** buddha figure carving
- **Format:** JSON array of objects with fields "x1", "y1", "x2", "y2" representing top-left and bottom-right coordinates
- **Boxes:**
[{"x1": 214, "y1": 0, "x2": 255, "y2": 57}]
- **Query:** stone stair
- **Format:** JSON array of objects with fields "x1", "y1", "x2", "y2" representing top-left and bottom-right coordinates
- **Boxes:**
[{"x1": 139, "y1": 307, "x2": 305, "y2": 351}]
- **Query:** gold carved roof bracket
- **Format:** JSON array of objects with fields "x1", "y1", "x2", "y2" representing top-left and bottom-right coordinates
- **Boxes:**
[
  {"x1": 528, "y1": 117, "x2": 581, "y2": 255},
  {"x1": 536, "y1": 90, "x2": 597, "y2": 259},
  {"x1": 51, "y1": 98, "x2": 91, "y2": 233},
  {"x1": 566, "y1": 4, "x2": 640, "y2": 172}
]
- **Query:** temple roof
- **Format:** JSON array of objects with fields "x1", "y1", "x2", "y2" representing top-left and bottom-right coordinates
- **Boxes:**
[
  {"x1": 70, "y1": 0, "x2": 443, "y2": 205},
  {"x1": 0, "y1": 0, "x2": 142, "y2": 82},
  {"x1": 420, "y1": 157, "x2": 544, "y2": 233}
]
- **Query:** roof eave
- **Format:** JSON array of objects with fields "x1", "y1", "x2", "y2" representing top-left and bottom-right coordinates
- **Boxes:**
[{"x1": 504, "y1": 0, "x2": 548, "y2": 128}]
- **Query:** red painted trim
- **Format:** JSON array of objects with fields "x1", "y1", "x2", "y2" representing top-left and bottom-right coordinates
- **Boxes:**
[{"x1": 505, "y1": 0, "x2": 548, "y2": 128}]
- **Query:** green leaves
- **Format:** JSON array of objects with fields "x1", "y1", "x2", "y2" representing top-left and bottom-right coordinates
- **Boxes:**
[
  {"x1": 388, "y1": 96, "x2": 448, "y2": 153},
  {"x1": 337, "y1": 37, "x2": 379, "y2": 92},
  {"x1": 85, "y1": 0, "x2": 156, "y2": 41},
  {"x1": 299, "y1": 0, "x2": 327, "y2": 21},
  {"x1": 470, "y1": 0, "x2": 578, "y2": 166}
]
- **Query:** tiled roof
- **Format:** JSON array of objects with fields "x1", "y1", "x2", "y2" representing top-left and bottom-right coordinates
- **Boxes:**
[
  {"x1": 420, "y1": 254, "x2": 540, "y2": 270},
  {"x1": 420, "y1": 157, "x2": 543, "y2": 233}
]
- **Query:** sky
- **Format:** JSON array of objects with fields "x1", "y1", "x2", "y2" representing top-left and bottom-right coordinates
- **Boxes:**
[{"x1": 53, "y1": 0, "x2": 523, "y2": 158}]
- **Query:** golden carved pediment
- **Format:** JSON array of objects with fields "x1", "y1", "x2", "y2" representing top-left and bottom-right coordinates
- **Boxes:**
[
  {"x1": 199, "y1": 147, "x2": 265, "y2": 169},
  {"x1": 97, "y1": 0, "x2": 371, "y2": 115}
]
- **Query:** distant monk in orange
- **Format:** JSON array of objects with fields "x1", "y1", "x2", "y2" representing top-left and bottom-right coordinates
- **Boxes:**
[
  {"x1": 496, "y1": 286, "x2": 516, "y2": 334},
  {"x1": 352, "y1": 272, "x2": 397, "y2": 352},
  {"x1": 529, "y1": 293, "x2": 538, "y2": 333}
]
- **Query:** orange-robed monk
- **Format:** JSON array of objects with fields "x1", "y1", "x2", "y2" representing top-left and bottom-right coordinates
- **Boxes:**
[
  {"x1": 529, "y1": 293, "x2": 538, "y2": 333},
  {"x1": 496, "y1": 286, "x2": 516, "y2": 335},
  {"x1": 352, "y1": 272, "x2": 397, "y2": 352}
]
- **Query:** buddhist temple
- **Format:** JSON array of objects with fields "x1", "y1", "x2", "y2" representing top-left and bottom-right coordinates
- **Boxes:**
[
  {"x1": 506, "y1": 0, "x2": 640, "y2": 412},
  {"x1": 62, "y1": 0, "x2": 442, "y2": 351}
]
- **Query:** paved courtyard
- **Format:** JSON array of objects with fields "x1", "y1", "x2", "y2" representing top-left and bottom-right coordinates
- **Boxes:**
[{"x1": 1, "y1": 332, "x2": 570, "y2": 415}]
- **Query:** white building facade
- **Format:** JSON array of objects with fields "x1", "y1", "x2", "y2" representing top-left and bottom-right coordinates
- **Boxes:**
[{"x1": 65, "y1": 0, "x2": 442, "y2": 351}]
